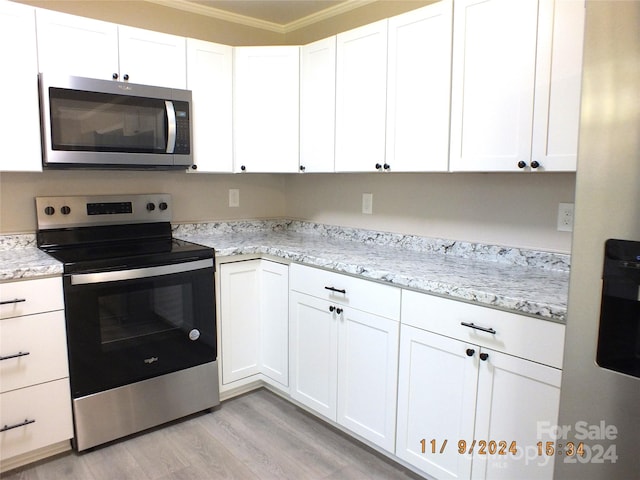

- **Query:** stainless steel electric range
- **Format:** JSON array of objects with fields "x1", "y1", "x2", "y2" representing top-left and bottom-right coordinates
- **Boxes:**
[{"x1": 36, "y1": 194, "x2": 219, "y2": 451}]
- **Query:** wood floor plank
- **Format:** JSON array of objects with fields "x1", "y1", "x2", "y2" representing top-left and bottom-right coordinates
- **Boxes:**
[{"x1": 1, "y1": 389, "x2": 423, "y2": 480}]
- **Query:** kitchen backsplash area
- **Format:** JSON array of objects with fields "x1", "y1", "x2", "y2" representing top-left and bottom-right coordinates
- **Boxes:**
[{"x1": 0, "y1": 170, "x2": 575, "y2": 254}]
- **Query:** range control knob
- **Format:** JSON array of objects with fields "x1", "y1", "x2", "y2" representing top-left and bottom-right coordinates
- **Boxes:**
[
  {"x1": 60, "y1": 206, "x2": 71, "y2": 215},
  {"x1": 44, "y1": 206, "x2": 55, "y2": 216},
  {"x1": 146, "y1": 202, "x2": 156, "y2": 211},
  {"x1": 158, "y1": 202, "x2": 168, "y2": 211}
]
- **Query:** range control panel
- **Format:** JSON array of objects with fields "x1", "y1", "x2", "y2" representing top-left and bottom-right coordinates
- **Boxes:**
[{"x1": 36, "y1": 194, "x2": 172, "y2": 230}]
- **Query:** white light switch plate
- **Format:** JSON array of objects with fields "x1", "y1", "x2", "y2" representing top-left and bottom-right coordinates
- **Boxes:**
[
  {"x1": 362, "y1": 193, "x2": 373, "y2": 215},
  {"x1": 229, "y1": 189, "x2": 240, "y2": 208}
]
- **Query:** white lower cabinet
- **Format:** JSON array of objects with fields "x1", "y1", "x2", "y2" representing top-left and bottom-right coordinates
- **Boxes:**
[
  {"x1": 0, "y1": 277, "x2": 73, "y2": 472},
  {"x1": 289, "y1": 264, "x2": 400, "y2": 452},
  {"x1": 219, "y1": 259, "x2": 289, "y2": 392},
  {"x1": 396, "y1": 291, "x2": 563, "y2": 480}
]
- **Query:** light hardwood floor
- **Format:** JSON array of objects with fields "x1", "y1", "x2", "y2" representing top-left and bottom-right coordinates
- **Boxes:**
[{"x1": 2, "y1": 388, "x2": 422, "y2": 480}]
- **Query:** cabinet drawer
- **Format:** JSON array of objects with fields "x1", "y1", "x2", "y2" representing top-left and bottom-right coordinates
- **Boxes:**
[
  {"x1": 0, "y1": 378, "x2": 73, "y2": 462},
  {"x1": 0, "y1": 311, "x2": 69, "y2": 393},
  {"x1": 0, "y1": 277, "x2": 63, "y2": 320},
  {"x1": 290, "y1": 263, "x2": 400, "y2": 320},
  {"x1": 401, "y1": 290, "x2": 565, "y2": 368}
]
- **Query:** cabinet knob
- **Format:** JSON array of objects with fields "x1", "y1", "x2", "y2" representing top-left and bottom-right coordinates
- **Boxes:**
[
  {"x1": 329, "y1": 306, "x2": 335, "y2": 312},
  {"x1": 480, "y1": 353, "x2": 489, "y2": 361},
  {"x1": 517, "y1": 161, "x2": 527, "y2": 169},
  {"x1": 336, "y1": 308, "x2": 343, "y2": 315},
  {"x1": 530, "y1": 160, "x2": 541, "y2": 169},
  {"x1": 299, "y1": 165, "x2": 306, "y2": 172},
  {"x1": 375, "y1": 163, "x2": 382, "y2": 171},
  {"x1": 383, "y1": 163, "x2": 390, "y2": 171},
  {"x1": 112, "y1": 73, "x2": 118, "y2": 80},
  {"x1": 191, "y1": 164, "x2": 197, "y2": 170},
  {"x1": 240, "y1": 165, "x2": 246, "y2": 172},
  {"x1": 123, "y1": 74, "x2": 130, "y2": 81},
  {"x1": 466, "y1": 348, "x2": 475, "y2": 357}
]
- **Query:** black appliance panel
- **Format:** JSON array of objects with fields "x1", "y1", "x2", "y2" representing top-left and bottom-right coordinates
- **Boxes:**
[{"x1": 596, "y1": 239, "x2": 640, "y2": 378}]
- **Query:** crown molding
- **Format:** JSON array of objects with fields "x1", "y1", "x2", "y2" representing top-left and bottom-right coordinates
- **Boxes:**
[{"x1": 144, "y1": 0, "x2": 377, "y2": 34}]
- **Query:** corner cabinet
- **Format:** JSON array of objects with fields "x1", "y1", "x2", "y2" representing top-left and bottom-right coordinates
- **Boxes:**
[
  {"x1": 186, "y1": 39, "x2": 233, "y2": 173},
  {"x1": 449, "y1": 0, "x2": 584, "y2": 172},
  {"x1": 0, "y1": 277, "x2": 73, "y2": 473},
  {"x1": 289, "y1": 264, "x2": 400, "y2": 452},
  {"x1": 299, "y1": 36, "x2": 337, "y2": 173},
  {"x1": 0, "y1": 1, "x2": 41, "y2": 172},
  {"x1": 334, "y1": 20, "x2": 388, "y2": 173},
  {"x1": 233, "y1": 46, "x2": 300, "y2": 173},
  {"x1": 396, "y1": 290, "x2": 564, "y2": 480},
  {"x1": 385, "y1": 1, "x2": 453, "y2": 172},
  {"x1": 219, "y1": 259, "x2": 289, "y2": 393}
]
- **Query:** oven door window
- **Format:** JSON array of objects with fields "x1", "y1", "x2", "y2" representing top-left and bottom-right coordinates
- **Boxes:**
[{"x1": 64, "y1": 266, "x2": 216, "y2": 398}]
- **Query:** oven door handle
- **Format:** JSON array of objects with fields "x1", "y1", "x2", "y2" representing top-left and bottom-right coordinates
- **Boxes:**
[{"x1": 70, "y1": 258, "x2": 213, "y2": 286}]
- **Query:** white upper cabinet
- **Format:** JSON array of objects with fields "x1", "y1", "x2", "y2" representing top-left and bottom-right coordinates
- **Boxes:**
[
  {"x1": 449, "y1": 0, "x2": 539, "y2": 172},
  {"x1": 36, "y1": 9, "x2": 119, "y2": 80},
  {"x1": 450, "y1": 0, "x2": 584, "y2": 172},
  {"x1": 36, "y1": 10, "x2": 186, "y2": 88},
  {"x1": 233, "y1": 46, "x2": 300, "y2": 173},
  {"x1": 0, "y1": 1, "x2": 41, "y2": 172},
  {"x1": 335, "y1": 20, "x2": 388, "y2": 172},
  {"x1": 299, "y1": 36, "x2": 337, "y2": 173},
  {"x1": 531, "y1": 0, "x2": 585, "y2": 171},
  {"x1": 118, "y1": 26, "x2": 186, "y2": 89},
  {"x1": 186, "y1": 39, "x2": 233, "y2": 173},
  {"x1": 386, "y1": 1, "x2": 453, "y2": 172}
]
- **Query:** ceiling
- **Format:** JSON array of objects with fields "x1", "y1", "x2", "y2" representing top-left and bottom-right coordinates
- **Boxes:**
[{"x1": 146, "y1": 0, "x2": 377, "y2": 33}]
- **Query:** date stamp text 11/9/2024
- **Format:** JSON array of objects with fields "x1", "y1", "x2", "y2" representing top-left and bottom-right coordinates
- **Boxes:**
[{"x1": 419, "y1": 420, "x2": 620, "y2": 465}]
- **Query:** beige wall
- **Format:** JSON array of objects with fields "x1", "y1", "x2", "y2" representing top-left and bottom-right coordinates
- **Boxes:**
[
  {"x1": 285, "y1": 173, "x2": 576, "y2": 253},
  {"x1": 0, "y1": 171, "x2": 286, "y2": 233}
]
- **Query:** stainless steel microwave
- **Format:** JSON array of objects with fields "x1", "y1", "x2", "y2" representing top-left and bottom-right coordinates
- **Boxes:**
[{"x1": 39, "y1": 74, "x2": 193, "y2": 170}]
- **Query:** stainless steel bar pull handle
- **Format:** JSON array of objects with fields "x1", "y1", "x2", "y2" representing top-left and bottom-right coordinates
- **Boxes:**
[
  {"x1": 324, "y1": 286, "x2": 346, "y2": 294},
  {"x1": 0, "y1": 298, "x2": 26, "y2": 305},
  {"x1": 1, "y1": 419, "x2": 36, "y2": 432},
  {"x1": 165, "y1": 100, "x2": 176, "y2": 154},
  {"x1": 461, "y1": 322, "x2": 497, "y2": 335},
  {"x1": 0, "y1": 351, "x2": 30, "y2": 361}
]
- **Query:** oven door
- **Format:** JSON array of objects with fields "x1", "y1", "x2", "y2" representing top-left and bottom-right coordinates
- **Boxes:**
[{"x1": 63, "y1": 258, "x2": 216, "y2": 398}]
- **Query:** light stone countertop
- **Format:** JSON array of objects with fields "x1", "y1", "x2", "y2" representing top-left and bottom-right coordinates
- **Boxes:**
[{"x1": 0, "y1": 221, "x2": 570, "y2": 323}]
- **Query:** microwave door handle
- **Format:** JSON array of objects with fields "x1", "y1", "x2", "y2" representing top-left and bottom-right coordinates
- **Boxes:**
[{"x1": 165, "y1": 100, "x2": 176, "y2": 154}]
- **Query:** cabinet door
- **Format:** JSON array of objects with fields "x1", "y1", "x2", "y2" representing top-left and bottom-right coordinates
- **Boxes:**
[
  {"x1": 186, "y1": 39, "x2": 233, "y2": 173},
  {"x1": 531, "y1": 0, "x2": 585, "y2": 172},
  {"x1": 259, "y1": 261, "x2": 289, "y2": 387},
  {"x1": 118, "y1": 26, "x2": 186, "y2": 89},
  {"x1": 35, "y1": 9, "x2": 119, "y2": 80},
  {"x1": 449, "y1": 0, "x2": 539, "y2": 172},
  {"x1": 0, "y1": 1, "x2": 41, "y2": 172},
  {"x1": 220, "y1": 260, "x2": 261, "y2": 384},
  {"x1": 335, "y1": 20, "x2": 388, "y2": 172},
  {"x1": 473, "y1": 349, "x2": 561, "y2": 480},
  {"x1": 336, "y1": 307, "x2": 399, "y2": 452},
  {"x1": 386, "y1": 1, "x2": 452, "y2": 172},
  {"x1": 396, "y1": 325, "x2": 477, "y2": 480},
  {"x1": 233, "y1": 46, "x2": 300, "y2": 173},
  {"x1": 289, "y1": 292, "x2": 338, "y2": 420},
  {"x1": 300, "y1": 36, "x2": 336, "y2": 173}
]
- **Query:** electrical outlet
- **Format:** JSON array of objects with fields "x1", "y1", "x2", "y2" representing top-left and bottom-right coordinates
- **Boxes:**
[
  {"x1": 557, "y1": 203, "x2": 574, "y2": 232},
  {"x1": 362, "y1": 193, "x2": 373, "y2": 215},
  {"x1": 229, "y1": 189, "x2": 239, "y2": 208}
]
